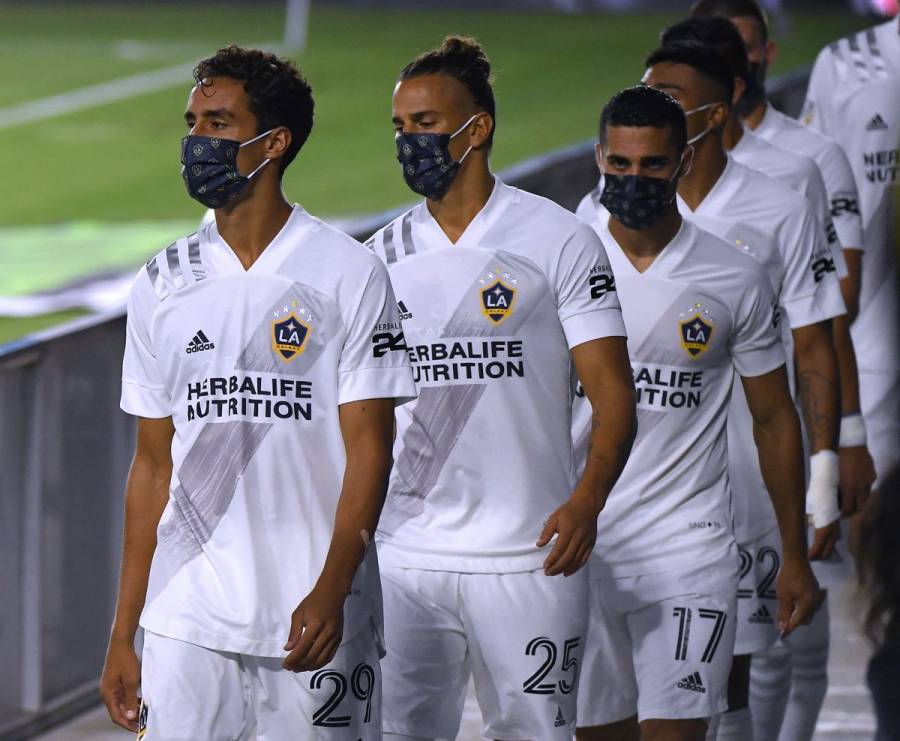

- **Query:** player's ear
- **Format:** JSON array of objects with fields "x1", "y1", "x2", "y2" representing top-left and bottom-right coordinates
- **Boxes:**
[
  {"x1": 711, "y1": 101, "x2": 730, "y2": 129},
  {"x1": 594, "y1": 142, "x2": 604, "y2": 170},
  {"x1": 469, "y1": 112, "x2": 493, "y2": 149},
  {"x1": 765, "y1": 39, "x2": 778, "y2": 68},
  {"x1": 267, "y1": 126, "x2": 291, "y2": 160}
]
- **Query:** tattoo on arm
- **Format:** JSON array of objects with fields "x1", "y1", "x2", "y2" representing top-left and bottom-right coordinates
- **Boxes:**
[{"x1": 796, "y1": 368, "x2": 839, "y2": 452}]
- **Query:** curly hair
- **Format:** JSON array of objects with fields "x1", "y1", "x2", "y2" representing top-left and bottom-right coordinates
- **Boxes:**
[
  {"x1": 194, "y1": 45, "x2": 314, "y2": 176},
  {"x1": 857, "y1": 466, "x2": 900, "y2": 645}
]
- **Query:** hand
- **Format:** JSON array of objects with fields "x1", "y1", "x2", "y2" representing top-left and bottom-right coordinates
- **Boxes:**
[
  {"x1": 838, "y1": 445, "x2": 876, "y2": 517},
  {"x1": 100, "y1": 638, "x2": 141, "y2": 732},
  {"x1": 776, "y1": 557, "x2": 820, "y2": 637},
  {"x1": 536, "y1": 492, "x2": 598, "y2": 577},
  {"x1": 808, "y1": 519, "x2": 840, "y2": 561},
  {"x1": 283, "y1": 584, "x2": 346, "y2": 672}
]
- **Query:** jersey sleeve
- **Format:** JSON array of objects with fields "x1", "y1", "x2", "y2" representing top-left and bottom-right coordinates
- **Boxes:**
[
  {"x1": 121, "y1": 268, "x2": 171, "y2": 418},
  {"x1": 553, "y1": 222, "x2": 627, "y2": 350},
  {"x1": 778, "y1": 202, "x2": 847, "y2": 328},
  {"x1": 731, "y1": 262, "x2": 786, "y2": 378},
  {"x1": 819, "y1": 142, "x2": 864, "y2": 251},
  {"x1": 338, "y1": 259, "x2": 417, "y2": 406},
  {"x1": 805, "y1": 166, "x2": 849, "y2": 280},
  {"x1": 800, "y1": 46, "x2": 834, "y2": 136}
]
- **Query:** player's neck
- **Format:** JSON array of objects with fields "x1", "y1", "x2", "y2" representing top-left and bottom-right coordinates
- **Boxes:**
[
  {"x1": 721, "y1": 115, "x2": 744, "y2": 151},
  {"x1": 741, "y1": 101, "x2": 768, "y2": 130},
  {"x1": 608, "y1": 208, "x2": 682, "y2": 273},
  {"x1": 678, "y1": 138, "x2": 728, "y2": 212},
  {"x1": 426, "y1": 158, "x2": 495, "y2": 244},
  {"x1": 214, "y1": 178, "x2": 293, "y2": 270}
]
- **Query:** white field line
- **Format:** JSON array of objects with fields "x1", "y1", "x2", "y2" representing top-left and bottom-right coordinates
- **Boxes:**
[{"x1": 0, "y1": 42, "x2": 279, "y2": 131}]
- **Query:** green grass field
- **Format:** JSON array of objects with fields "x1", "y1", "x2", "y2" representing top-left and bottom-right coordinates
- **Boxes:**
[{"x1": 0, "y1": 2, "x2": 871, "y2": 343}]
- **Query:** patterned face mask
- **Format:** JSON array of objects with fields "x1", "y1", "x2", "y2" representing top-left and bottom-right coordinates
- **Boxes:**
[
  {"x1": 395, "y1": 114, "x2": 478, "y2": 200},
  {"x1": 180, "y1": 129, "x2": 273, "y2": 209},
  {"x1": 599, "y1": 164, "x2": 682, "y2": 231}
]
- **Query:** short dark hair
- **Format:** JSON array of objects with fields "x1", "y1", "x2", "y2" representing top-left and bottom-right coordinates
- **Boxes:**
[
  {"x1": 661, "y1": 16, "x2": 750, "y2": 81},
  {"x1": 691, "y1": 0, "x2": 769, "y2": 43},
  {"x1": 599, "y1": 85, "x2": 687, "y2": 154},
  {"x1": 644, "y1": 42, "x2": 735, "y2": 104},
  {"x1": 399, "y1": 35, "x2": 496, "y2": 148},
  {"x1": 194, "y1": 45, "x2": 314, "y2": 176}
]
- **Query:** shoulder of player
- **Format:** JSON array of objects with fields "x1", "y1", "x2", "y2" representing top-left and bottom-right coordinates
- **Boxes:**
[
  {"x1": 300, "y1": 214, "x2": 383, "y2": 274},
  {"x1": 138, "y1": 229, "x2": 208, "y2": 305},
  {"x1": 362, "y1": 206, "x2": 419, "y2": 266}
]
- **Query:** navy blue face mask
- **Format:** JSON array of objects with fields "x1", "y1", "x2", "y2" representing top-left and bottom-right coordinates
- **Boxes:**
[
  {"x1": 395, "y1": 114, "x2": 478, "y2": 200},
  {"x1": 180, "y1": 129, "x2": 272, "y2": 209},
  {"x1": 599, "y1": 162, "x2": 683, "y2": 231}
]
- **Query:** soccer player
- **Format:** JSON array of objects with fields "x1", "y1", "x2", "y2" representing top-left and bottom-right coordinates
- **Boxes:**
[
  {"x1": 572, "y1": 84, "x2": 818, "y2": 741},
  {"x1": 764, "y1": 13, "x2": 898, "y2": 741},
  {"x1": 802, "y1": 16, "x2": 900, "y2": 496},
  {"x1": 369, "y1": 36, "x2": 636, "y2": 739},
  {"x1": 99, "y1": 46, "x2": 416, "y2": 738},
  {"x1": 576, "y1": 42, "x2": 847, "y2": 741}
]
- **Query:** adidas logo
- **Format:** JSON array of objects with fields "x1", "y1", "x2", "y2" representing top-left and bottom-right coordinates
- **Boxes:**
[
  {"x1": 186, "y1": 329, "x2": 215, "y2": 354},
  {"x1": 677, "y1": 672, "x2": 707, "y2": 694},
  {"x1": 398, "y1": 300, "x2": 413, "y2": 320},
  {"x1": 554, "y1": 706, "x2": 566, "y2": 728},
  {"x1": 866, "y1": 113, "x2": 888, "y2": 131},
  {"x1": 749, "y1": 604, "x2": 774, "y2": 624}
]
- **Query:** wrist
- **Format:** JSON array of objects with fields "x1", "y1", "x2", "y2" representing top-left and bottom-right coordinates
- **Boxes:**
[
  {"x1": 839, "y1": 413, "x2": 867, "y2": 448},
  {"x1": 806, "y1": 450, "x2": 840, "y2": 528},
  {"x1": 570, "y1": 485, "x2": 608, "y2": 517}
]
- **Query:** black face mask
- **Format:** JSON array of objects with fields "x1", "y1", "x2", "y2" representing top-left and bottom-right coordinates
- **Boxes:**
[
  {"x1": 395, "y1": 114, "x2": 477, "y2": 200},
  {"x1": 180, "y1": 130, "x2": 272, "y2": 209},
  {"x1": 599, "y1": 168, "x2": 680, "y2": 230},
  {"x1": 737, "y1": 61, "x2": 767, "y2": 117}
]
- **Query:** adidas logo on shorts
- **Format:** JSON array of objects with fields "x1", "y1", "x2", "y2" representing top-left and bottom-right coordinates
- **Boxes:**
[
  {"x1": 554, "y1": 706, "x2": 566, "y2": 728},
  {"x1": 749, "y1": 604, "x2": 774, "y2": 624},
  {"x1": 186, "y1": 329, "x2": 215, "y2": 354},
  {"x1": 866, "y1": 113, "x2": 889, "y2": 131},
  {"x1": 677, "y1": 672, "x2": 707, "y2": 694}
]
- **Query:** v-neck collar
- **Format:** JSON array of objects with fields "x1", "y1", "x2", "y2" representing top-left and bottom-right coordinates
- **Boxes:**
[
  {"x1": 207, "y1": 204, "x2": 310, "y2": 275},
  {"x1": 417, "y1": 176, "x2": 509, "y2": 251},
  {"x1": 601, "y1": 219, "x2": 690, "y2": 277},
  {"x1": 677, "y1": 155, "x2": 735, "y2": 216}
]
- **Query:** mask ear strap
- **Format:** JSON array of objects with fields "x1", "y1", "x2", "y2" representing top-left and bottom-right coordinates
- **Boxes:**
[
  {"x1": 246, "y1": 157, "x2": 271, "y2": 179},
  {"x1": 451, "y1": 113, "x2": 480, "y2": 139},
  {"x1": 240, "y1": 128, "x2": 276, "y2": 148}
]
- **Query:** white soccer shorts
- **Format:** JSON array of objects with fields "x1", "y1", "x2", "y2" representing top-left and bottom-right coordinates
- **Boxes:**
[
  {"x1": 380, "y1": 565, "x2": 588, "y2": 740},
  {"x1": 577, "y1": 550, "x2": 738, "y2": 726},
  {"x1": 139, "y1": 621, "x2": 382, "y2": 740},
  {"x1": 735, "y1": 526, "x2": 783, "y2": 655}
]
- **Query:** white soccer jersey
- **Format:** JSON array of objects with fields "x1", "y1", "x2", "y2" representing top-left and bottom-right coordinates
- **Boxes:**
[
  {"x1": 574, "y1": 218, "x2": 784, "y2": 578},
  {"x1": 730, "y1": 127, "x2": 848, "y2": 279},
  {"x1": 368, "y1": 177, "x2": 626, "y2": 574},
  {"x1": 121, "y1": 205, "x2": 416, "y2": 656},
  {"x1": 576, "y1": 158, "x2": 844, "y2": 547},
  {"x1": 755, "y1": 103, "x2": 865, "y2": 253},
  {"x1": 802, "y1": 19, "x2": 900, "y2": 382}
]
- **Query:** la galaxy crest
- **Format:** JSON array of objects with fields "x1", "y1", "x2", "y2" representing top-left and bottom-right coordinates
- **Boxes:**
[
  {"x1": 272, "y1": 309, "x2": 311, "y2": 362},
  {"x1": 678, "y1": 303, "x2": 714, "y2": 358},
  {"x1": 478, "y1": 266, "x2": 518, "y2": 324}
]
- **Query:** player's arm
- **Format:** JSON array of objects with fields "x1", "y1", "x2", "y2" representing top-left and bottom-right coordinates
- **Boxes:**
[
  {"x1": 283, "y1": 398, "x2": 394, "y2": 672},
  {"x1": 831, "y1": 310, "x2": 876, "y2": 515},
  {"x1": 101, "y1": 416, "x2": 174, "y2": 732},
  {"x1": 740, "y1": 367, "x2": 819, "y2": 636},
  {"x1": 791, "y1": 320, "x2": 841, "y2": 559},
  {"x1": 538, "y1": 336, "x2": 636, "y2": 577}
]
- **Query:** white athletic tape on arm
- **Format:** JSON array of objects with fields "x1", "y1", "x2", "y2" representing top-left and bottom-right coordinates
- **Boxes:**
[
  {"x1": 806, "y1": 450, "x2": 840, "y2": 528},
  {"x1": 839, "y1": 413, "x2": 867, "y2": 448}
]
